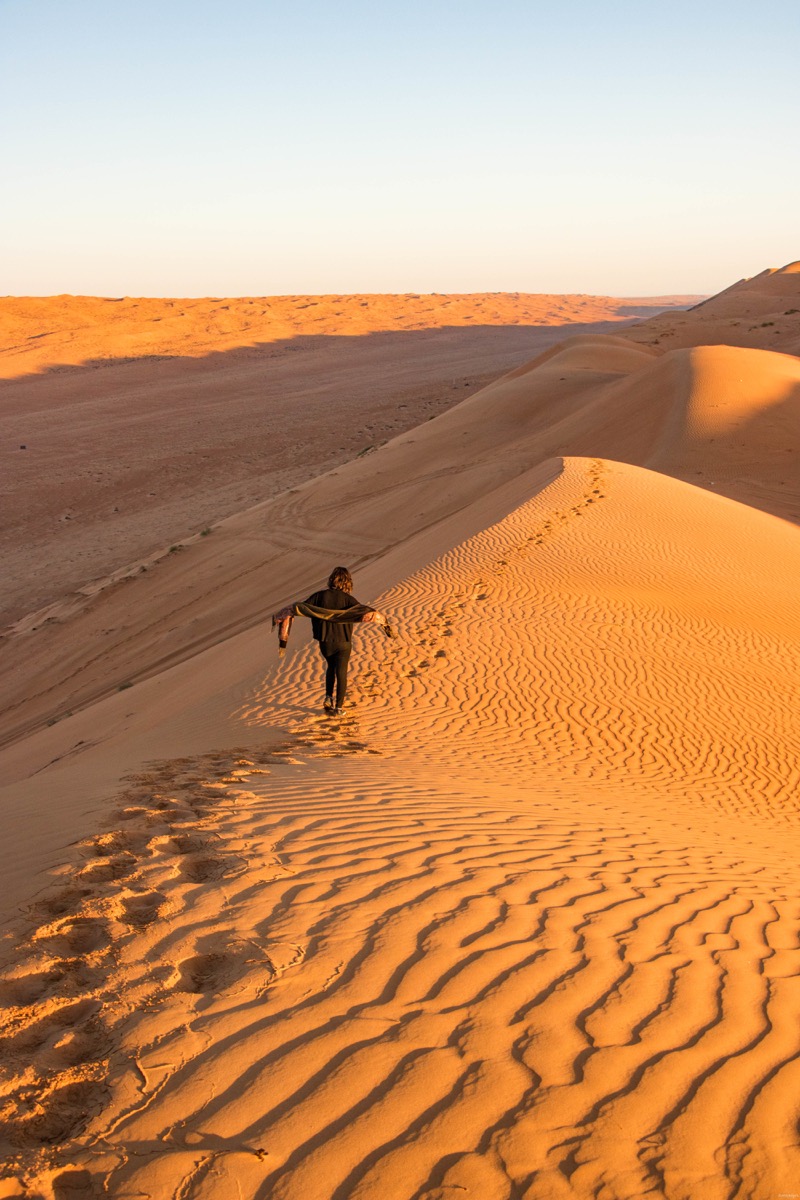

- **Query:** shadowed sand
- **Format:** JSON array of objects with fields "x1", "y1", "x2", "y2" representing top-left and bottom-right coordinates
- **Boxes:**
[{"x1": 0, "y1": 267, "x2": 799, "y2": 1198}]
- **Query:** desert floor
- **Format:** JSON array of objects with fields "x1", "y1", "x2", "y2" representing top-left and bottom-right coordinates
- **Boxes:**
[{"x1": 0, "y1": 268, "x2": 798, "y2": 1199}]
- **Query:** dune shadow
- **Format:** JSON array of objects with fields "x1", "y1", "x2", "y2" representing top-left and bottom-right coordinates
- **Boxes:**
[{"x1": 0, "y1": 316, "x2": 676, "y2": 385}]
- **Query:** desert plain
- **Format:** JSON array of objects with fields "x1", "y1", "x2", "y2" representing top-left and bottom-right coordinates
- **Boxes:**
[{"x1": 0, "y1": 267, "x2": 799, "y2": 1199}]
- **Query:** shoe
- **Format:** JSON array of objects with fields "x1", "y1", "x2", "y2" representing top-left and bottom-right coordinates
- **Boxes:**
[{"x1": 323, "y1": 695, "x2": 334, "y2": 711}]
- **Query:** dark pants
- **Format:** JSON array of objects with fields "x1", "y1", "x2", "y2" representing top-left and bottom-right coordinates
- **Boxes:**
[{"x1": 320, "y1": 644, "x2": 351, "y2": 706}]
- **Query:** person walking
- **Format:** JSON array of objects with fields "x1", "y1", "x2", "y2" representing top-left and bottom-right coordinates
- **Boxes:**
[
  {"x1": 307, "y1": 565, "x2": 362, "y2": 713},
  {"x1": 272, "y1": 566, "x2": 393, "y2": 714}
]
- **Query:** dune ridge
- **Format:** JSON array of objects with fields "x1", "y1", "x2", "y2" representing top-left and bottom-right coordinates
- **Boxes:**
[
  {"x1": 626, "y1": 260, "x2": 800, "y2": 356},
  {"x1": 1, "y1": 458, "x2": 799, "y2": 1197}
]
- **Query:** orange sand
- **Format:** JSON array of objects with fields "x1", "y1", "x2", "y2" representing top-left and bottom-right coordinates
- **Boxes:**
[
  {"x1": 0, "y1": 292, "x2": 702, "y2": 380},
  {"x1": 0, "y1": 267, "x2": 798, "y2": 1199}
]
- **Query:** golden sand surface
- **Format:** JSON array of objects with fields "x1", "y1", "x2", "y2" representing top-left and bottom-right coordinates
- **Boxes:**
[{"x1": 0, "y1": 266, "x2": 798, "y2": 1198}]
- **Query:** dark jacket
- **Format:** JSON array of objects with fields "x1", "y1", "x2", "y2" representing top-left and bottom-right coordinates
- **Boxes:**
[{"x1": 306, "y1": 587, "x2": 360, "y2": 648}]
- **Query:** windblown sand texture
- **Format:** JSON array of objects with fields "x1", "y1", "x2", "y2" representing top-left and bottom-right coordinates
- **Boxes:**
[{"x1": 0, "y1": 266, "x2": 799, "y2": 1199}]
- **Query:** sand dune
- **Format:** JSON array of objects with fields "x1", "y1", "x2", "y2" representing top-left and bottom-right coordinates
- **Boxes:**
[
  {"x1": 1, "y1": 265, "x2": 799, "y2": 1197},
  {"x1": 1, "y1": 459, "x2": 798, "y2": 1197},
  {"x1": 502, "y1": 337, "x2": 800, "y2": 519},
  {"x1": 2, "y1": 323, "x2": 797, "y2": 749},
  {"x1": 626, "y1": 260, "x2": 800, "y2": 356},
  {"x1": 0, "y1": 291, "x2": 697, "y2": 626}
]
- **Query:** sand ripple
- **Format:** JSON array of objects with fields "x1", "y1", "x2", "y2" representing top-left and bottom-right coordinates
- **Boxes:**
[
  {"x1": 2, "y1": 457, "x2": 799, "y2": 1197},
  {"x1": 7, "y1": 758, "x2": 794, "y2": 1198}
]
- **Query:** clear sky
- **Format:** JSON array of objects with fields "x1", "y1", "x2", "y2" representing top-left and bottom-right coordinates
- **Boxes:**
[{"x1": 2, "y1": 0, "x2": 798, "y2": 297}]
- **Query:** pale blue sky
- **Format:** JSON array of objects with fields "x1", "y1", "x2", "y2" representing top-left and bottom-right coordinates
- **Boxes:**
[{"x1": 2, "y1": 0, "x2": 798, "y2": 296}]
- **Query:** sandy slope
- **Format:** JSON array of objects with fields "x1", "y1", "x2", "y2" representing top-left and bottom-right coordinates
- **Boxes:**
[
  {"x1": 626, "y1": 260, "x2": 800, "y2": 356},
  {"x1": 1, "y1": 266, "x2": 799, "y2": 1198},
  {"x1": 1, "y1": 459, "x2": 798, "y2": 1198},
  {"x1": 499, "y1": 337, "x2": 800, "y2": 520},
  {"x1": 2, "y1": 326, "x2": 797, "y2": 749}
]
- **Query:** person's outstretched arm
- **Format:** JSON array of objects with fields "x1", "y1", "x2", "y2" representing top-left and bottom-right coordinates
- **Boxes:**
[{"x1": 272, "y1": 599, "x2": 395, "y2": 654}]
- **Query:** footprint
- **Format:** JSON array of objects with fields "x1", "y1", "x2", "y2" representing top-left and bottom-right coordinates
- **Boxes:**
[
  {"x1": 0, "y1": 969, "x2": 64, "y2": 1007},
  {"x1": 78, "y1": 853, "x2": 137, "y2": 883},
  {"x1": 176, "y1": 952, "x2": 236, "y2": 994},
  {"x1": 152, "y1": 833, "x2": 206, "y2": 856},
  {"x1": 32, "y1": 887, "x2": 91, "y2": 918},
  {"x1": 6, "y1": 1080, "x2": 101, "y2": 1147},
  {"x1": 89, "y1": 829, "x2": 151, "y2": 856},
  {"x1": 10, "y1": 999, "x2": 101, "y2": 1053},
  {"x1": 179, "y1": 855, "x2": 231, "y2": 883},
  {"x1": 52, "y1": 1169, "x2": 99, "y2": 1199},
  {"x1": 48, "y1": 1022, "x2": 108, "y2": 1069},
  {"x1": 34, "y1": 918, "x2": 110, "y2": 957},
  {"x1": 118, "y1": 891, "x2": 164, "y2": 928}
]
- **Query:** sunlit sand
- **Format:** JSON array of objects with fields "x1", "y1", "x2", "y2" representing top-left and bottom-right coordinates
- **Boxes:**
[{"x1": 0, "y1": 266, "x2": 798, "y2": 1198}]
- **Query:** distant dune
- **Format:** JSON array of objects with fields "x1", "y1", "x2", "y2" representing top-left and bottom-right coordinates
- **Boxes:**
[
  {"x1": 0, "y1": 291, "x2": 701, "y2": 380},
  {"x1": 626, "y1": 259, "x2": 800, "y2": 355},
  {"x1": 0, "y1": 267, "x2": 798, "y2": 1198}
]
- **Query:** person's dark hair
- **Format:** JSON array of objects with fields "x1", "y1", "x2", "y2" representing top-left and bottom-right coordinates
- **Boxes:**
[{"x1": 328, "y1": 566, "x2": 353, "y2": 593}]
